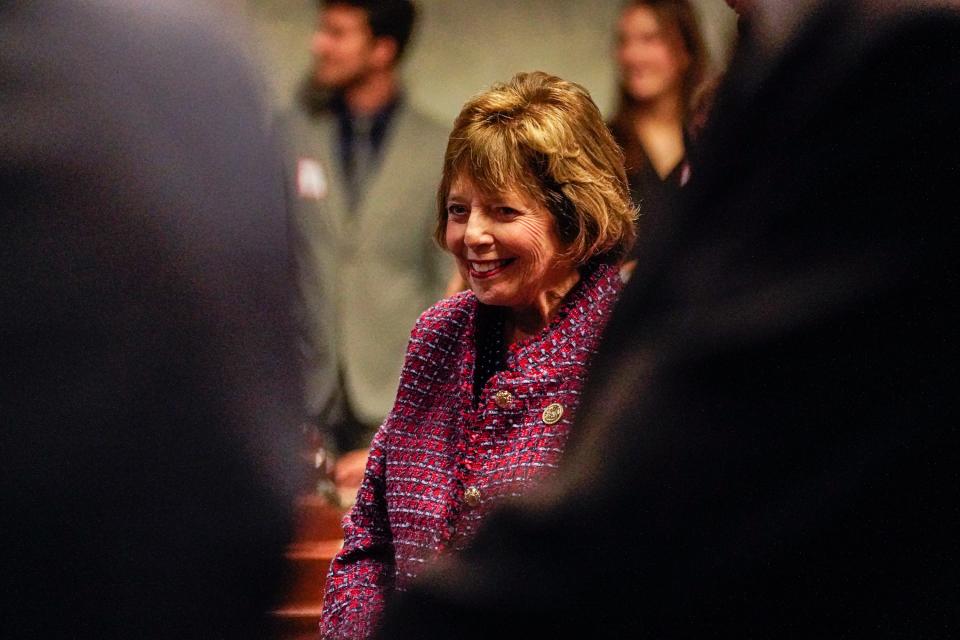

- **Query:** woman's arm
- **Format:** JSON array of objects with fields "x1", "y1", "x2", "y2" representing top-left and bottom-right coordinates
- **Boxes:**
[{"x1": 320, "y1": 425, "x2": 395, "y2": 640}]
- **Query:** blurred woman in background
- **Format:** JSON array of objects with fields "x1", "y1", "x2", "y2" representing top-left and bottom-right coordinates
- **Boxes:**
[{"x1": 610, "y1": 0, "x2": 711, "y2": 275}]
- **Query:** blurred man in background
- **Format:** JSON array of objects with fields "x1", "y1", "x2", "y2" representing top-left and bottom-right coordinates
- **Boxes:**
[
  {"x1": 279, "y1": 0, "x2": 450, "y2": 490},
  {"x1": 1, "y1": 1, "x2": 301, "y2": 636},
  {"x1": 378, "y1": 0, "x2": 960, "y2": 636}
]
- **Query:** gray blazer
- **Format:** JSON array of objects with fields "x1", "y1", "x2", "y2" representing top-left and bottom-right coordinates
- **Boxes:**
[{"x1": 280, "y1": 100, "x2": 451, "y2": 446}]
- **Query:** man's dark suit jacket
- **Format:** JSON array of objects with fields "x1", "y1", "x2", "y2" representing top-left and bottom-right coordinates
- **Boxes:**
[
  {"x1": 1, "y1": 1, "x2": 302, "y2": 636},
  {"x1": 378, "y1": 1, "x2": 960, "y2": 637}
]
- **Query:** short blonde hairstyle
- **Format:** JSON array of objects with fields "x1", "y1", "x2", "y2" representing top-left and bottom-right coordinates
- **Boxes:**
[{"x1": 435, "y1": 71, "x2": 636, "y2": 265}]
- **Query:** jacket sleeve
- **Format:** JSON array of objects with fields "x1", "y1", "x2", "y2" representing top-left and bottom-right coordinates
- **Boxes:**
[
  {"x1": 320, "y1": 297, "x2": 447, "y2": 639},
  {"x1": 320, "y1": 423, "x2": 395, "y2": 640},
  {"x1": 321, "y1": 295, "x2": 464, "y2": 639}
]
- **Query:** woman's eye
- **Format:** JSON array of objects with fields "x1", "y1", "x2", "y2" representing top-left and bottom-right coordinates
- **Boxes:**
[
  {"x1": 447, "y1": 204, "x2": 468, "y2": 218},
  {"x1": 497, "y1": 206, "x2": 519, "y2": 217}
]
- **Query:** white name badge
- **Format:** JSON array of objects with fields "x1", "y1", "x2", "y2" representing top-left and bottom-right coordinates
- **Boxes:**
[{"x1": 297, "y1": 158, "x2": 328, "y2": 201}]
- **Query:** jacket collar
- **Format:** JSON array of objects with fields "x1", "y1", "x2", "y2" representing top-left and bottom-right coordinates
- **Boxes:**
[{"x1": 458, "y1": 262, "x2": 622, "y2": 385}]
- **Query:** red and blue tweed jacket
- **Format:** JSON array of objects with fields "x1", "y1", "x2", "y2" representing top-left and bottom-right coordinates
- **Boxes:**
[{"x1": 320, "y1": 263, "x2": 622, "y2": 639}]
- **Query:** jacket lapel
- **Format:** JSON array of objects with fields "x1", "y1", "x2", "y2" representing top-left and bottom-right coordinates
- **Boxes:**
[
  {"x1": 310, "y1": 114, "x2": 349, "y2": 239},
  {"x1": 507, "y1": 265, "x2": 620, "y2": 382},
  {"x1": 354, "y1": 105, "x2": 427, "y2": 231}
]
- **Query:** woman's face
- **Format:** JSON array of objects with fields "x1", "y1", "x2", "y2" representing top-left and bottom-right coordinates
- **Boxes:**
[
  {"x1": 444, "y1": 175, "x2": 575, "y2": 315},
  {"x1": 616, "y1": 5, "x2": 689, "y2": 103}
]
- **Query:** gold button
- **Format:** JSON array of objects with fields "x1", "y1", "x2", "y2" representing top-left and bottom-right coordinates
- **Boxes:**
[
  {"x1": 494, "y1": 390, "x2": 514, "y2": 409},
  {"x1": 542, "y1": 402, "x2": 564, "y2": 425},
  {"x1": 463, "y1": 486, "x2": 482, "y2": 507}
]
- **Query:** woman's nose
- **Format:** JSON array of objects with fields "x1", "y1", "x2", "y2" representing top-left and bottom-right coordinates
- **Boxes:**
[{"x1": 463, "y1": 211, "x2": 493, "y2": 248}]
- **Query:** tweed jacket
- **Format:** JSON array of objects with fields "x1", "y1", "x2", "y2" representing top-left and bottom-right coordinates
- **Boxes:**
[{"x1": 320, "y1": 263, "x2": 622, "y2": 639}]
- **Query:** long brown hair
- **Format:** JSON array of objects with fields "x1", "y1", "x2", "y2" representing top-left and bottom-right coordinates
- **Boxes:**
[{"x1": 610, "y1": 0, "x2": 711, "y2": 172}]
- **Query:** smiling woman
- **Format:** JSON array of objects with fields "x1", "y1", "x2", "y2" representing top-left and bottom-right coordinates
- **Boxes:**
[
  {"x1": 437, "y1": 72, "x2": 634, "y2": 341},
  {"x1": 319, "y1": 71, "x2": 635, "y2": 640},
  {"x1": 444, "y1": 178, "x2": 579, "y2": 340}
]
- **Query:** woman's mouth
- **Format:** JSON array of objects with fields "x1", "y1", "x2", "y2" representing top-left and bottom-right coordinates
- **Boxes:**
[{"x1": 468, "y1": 258, "x2": 514, "y2": 279}]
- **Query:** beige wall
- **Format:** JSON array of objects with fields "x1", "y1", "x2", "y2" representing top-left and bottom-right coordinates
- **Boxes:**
[{"x1": 242, "y1": 0, "x2": 737, "y2": 123}]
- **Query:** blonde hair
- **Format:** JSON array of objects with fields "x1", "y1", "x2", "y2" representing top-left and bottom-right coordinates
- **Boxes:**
[{"x1": 435, "y1": 71, "x2": 636, "y2": 265}]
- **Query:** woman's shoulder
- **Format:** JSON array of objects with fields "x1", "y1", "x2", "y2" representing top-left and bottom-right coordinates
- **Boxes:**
[
  {"x1": 581, "y1": 262, "x2": 623, "y2": 306},
  {"x1": 407, "y1": 290, "x2": 477, "y2": 350},
  {"x1": 415, "y1": 289, "x2": 475, "y2": 326},
  {"x1": 560, "y1": 262, "x2": 623, "y2": 339}
]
